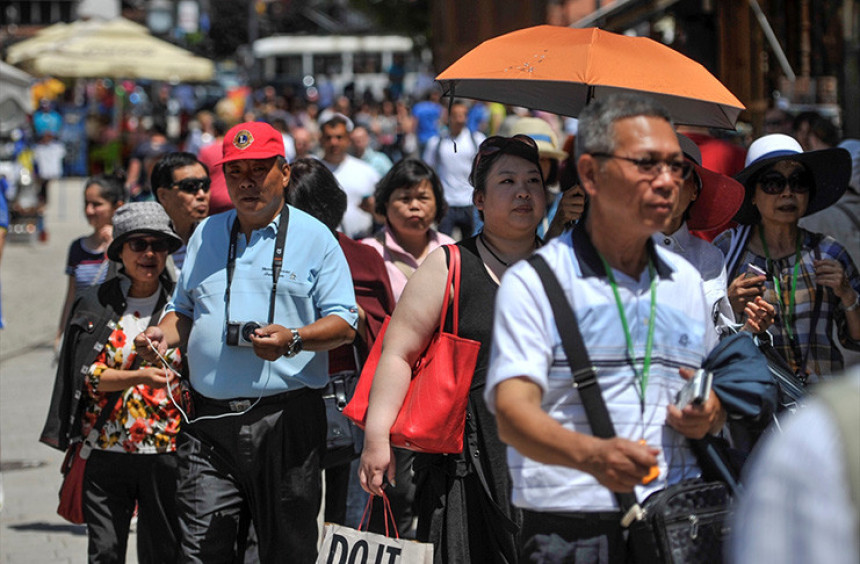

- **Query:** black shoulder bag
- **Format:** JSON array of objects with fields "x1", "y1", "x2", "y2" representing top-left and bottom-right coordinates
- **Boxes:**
[{"x1": 527, "y1": 255, "x2": 730, "y2": 564}]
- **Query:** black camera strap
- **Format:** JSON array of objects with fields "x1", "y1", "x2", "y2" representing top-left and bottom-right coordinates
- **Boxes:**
[{"x1": 226, "y1": 204, "x2": 290, "y2": 325}]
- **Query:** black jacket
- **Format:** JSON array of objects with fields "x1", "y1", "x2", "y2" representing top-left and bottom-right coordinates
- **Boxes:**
[{"x1": 40, "y1": 274, "x2": 172, "y2": 451}]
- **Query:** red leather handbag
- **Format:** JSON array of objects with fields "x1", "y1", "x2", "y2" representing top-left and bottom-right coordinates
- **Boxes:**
[
  {"x1": 57, "y1": 442, "x2": 87, "y2": 524},
  {"x1": 343, "y1": 245, "x2": 480, "y2": 454}
]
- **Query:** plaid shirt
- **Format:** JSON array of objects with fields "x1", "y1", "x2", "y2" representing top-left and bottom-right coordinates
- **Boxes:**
[{"x1": 717, "y1": 229, "x2": 860, "y2": 381}]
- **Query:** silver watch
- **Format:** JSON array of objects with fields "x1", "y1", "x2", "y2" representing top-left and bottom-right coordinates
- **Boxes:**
[{"x1": 284, "y1": 328, "x2": 303, "y2": 357}]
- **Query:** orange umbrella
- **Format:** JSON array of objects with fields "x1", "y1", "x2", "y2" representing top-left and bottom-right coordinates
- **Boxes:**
[{"x1": 436, "y1": 26, "x2": 744, "y2": 130}]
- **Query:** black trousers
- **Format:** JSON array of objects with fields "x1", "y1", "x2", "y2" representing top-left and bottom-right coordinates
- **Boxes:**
[
  {"x1": 520, "y1": 508, "x2": 628, "y2": 564},
  {"x1": 175, "y1": 388, "x2": 326, "y2": 564},
  {"x1": 83, "y1": 450, "x2": 180, "y2": 564}
]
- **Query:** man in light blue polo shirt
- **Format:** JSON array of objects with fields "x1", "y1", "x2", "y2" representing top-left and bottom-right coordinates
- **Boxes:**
[
  {"x1": 486, "y1": 94, "x2": 723, "y2": 562},
  {"x1": 136, "y1": 121, "x2": 357, "y2": 563}
]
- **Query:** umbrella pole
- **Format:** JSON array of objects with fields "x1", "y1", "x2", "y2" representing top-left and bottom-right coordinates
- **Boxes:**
[{"x1": 586, "y1": 85, "x2": 596, "y2": 105}]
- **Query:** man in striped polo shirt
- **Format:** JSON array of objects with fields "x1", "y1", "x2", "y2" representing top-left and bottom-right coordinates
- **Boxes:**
[{"x1": 486, "y1": 94, "x2": 722, "y2": 563}]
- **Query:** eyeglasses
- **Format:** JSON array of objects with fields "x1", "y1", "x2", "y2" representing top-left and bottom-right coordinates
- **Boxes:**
[
  {"x1": 172, "y1": 177, "x2": 211, "y2": 194},
  {"x1": 126, "y1": 238, "x2": 170, "y2": 253},
  {"x1": 756, "y1": 171, "x2": 812, "y2": 195},
  {"x1": 470, "y1": 134, "x2": 539, "y2": 184},
  {"x1": 589, "y1": 153, "x2": 693, "y2": 181}
]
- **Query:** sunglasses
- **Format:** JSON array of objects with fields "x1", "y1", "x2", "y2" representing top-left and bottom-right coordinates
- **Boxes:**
[
  {"x1": 126, "y1": 237, "x2": 171, "y2": 253},
  {"x1": 172, "y1": 177, "x2": 211, "y2": 194},
  {"x1": 756, "y1": 171, "x2": 812, "y2": 195},
  {"x1": 470, "y1": 134, "x2": 539, "y2": 184},
  {"x1": 590, "y1": 153, "x2": 693, "y2": 181}
]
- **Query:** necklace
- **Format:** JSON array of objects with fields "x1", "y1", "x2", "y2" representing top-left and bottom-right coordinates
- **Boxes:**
[{"x1": 479, "y1": 233, "x2": 510, "y2": 266}]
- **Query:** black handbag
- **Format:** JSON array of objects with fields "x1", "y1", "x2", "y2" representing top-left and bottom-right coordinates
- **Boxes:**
[
  {"x1": 528, "y1": 255, "x2": 731, "y2": 564},
  {"x1": 321, "y1": 369, "x2": 362, "y2": 469}
]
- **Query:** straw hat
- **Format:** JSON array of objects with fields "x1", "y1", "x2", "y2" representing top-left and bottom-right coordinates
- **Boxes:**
[
  {"x1": 733, "y1": 134, "x2": 851, "y2": 225},
  {"x1": 509, "y1": 117, "x2": 568, "y2": 161}
]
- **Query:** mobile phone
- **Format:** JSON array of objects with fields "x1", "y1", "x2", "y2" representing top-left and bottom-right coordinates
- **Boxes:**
[
  {"x1": 745, "y1": 263, "x2": 767, "y2": 279},
  {"x1": 674, "y1": 369, "x2": 713, "y2": 410}
]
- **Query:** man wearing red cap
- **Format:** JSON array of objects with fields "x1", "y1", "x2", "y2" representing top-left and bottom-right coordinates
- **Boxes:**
[{"x1": 136, "y1": 121, "x2": 358, "y2": 562}]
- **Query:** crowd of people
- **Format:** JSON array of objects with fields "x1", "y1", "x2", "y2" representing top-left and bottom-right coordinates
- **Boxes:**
[{"x1": 33, "y1": 81, "x2": 860, "y2": 564}]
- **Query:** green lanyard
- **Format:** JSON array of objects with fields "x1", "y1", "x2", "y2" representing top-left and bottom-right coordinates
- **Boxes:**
[
  {"x1": 598, "y1": 253, "x2": 658, "y2": 407},
  {"x1": 758, "y1": 228, "x2": 802, "y2": 341}
]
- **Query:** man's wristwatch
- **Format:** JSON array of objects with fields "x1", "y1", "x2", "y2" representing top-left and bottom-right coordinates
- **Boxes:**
[{"x1": 284, "y1": 328, "x2": 303, "y2": 358}]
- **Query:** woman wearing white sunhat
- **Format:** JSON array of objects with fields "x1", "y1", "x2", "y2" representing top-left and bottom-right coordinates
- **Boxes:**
[{"x1": 715, "y1": 134, "x2": 860, "y2": 382}]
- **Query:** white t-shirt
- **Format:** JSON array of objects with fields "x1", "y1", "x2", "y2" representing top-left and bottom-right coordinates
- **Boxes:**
[
  {"x1": 423, "y1": 128, "x2": 485, "y2": 207},
  {"x1": 652, "y1": 223, "x2": 733, "y2": 329},
  {"x1": 33, "y1": 141, "x2": 66, "y2": 179},
  {"x1": 324, "y1": 155, "x2": 381, "y2": 239},
  {"x1": 486, "y1": 227, "x2": 718, "y2": 512}
]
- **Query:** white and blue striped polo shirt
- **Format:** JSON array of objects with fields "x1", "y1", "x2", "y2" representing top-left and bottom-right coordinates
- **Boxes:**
[{"x1": 486, "y1": 225, "x2": 718, "y2": 513}]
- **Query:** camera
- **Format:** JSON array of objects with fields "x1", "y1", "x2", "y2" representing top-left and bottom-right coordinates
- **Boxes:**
[
  {"x1": 674, "y1": 368, "x2": 713, "y2": 410},
  {"x1": 226, "y1": 321, "x2": 263, "y2": 347}
]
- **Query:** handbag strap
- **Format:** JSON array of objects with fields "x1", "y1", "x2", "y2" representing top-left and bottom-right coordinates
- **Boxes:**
[
  {"x1": 527, "y1": 254, "x2": 640, "y2": 515},
  {"x1": 440, "y1": 245, "x2": 462, "y2": 334}
]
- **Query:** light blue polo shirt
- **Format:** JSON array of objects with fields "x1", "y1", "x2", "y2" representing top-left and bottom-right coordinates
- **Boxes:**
[{"x1": 168, "y1": 206, "x2": 358, "y2": 399}]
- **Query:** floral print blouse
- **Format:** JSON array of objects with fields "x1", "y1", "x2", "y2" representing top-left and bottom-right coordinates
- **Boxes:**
[{"x1": 82, "y1": 292, "x2": 182, "y2": 454}]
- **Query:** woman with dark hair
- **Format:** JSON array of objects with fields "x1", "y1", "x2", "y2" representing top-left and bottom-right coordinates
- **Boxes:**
[
  {"x1": 42, "y1": 202, "x2": 184, "y2": 563},
  {"x1": 56, "y1": 174, "x2": 126, "y2": 350},
  {"x1": 287, "y1": 158, "x2": 395, "y2": 526},
  {"x1": 715, "y1": 134, "x2": 860, "y2": 382},
  {"x1": 362, "y1": 158, "x2": 454, "y2": 301},
  {"x1": 359, "y1": 135, "x2": 546, "y2": 563}
]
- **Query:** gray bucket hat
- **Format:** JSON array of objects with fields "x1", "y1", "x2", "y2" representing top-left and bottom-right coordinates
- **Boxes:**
[{"x1": 107, "y1": 202, "x2": 183, "y2": 261}]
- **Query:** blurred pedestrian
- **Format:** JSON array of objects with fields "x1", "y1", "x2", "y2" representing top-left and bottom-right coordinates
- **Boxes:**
[
  {"x1": 423, "y1": 101, "x2": 485, "y2": 238},
  {"x1": 55, "y1": 174, "x2": 125, "y2": 352},
  {"x1": 486, "y1": 94, "x2": 721, "y2": 562}
]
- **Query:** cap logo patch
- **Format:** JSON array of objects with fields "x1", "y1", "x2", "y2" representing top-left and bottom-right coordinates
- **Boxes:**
[{"x1": 233, "y1": 130, "x2": 254, "y2": 150}]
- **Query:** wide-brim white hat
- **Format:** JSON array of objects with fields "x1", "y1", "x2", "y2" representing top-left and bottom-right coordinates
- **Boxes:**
[{"x1": 733, "y1": 134, "x2": 851, "y2": 225}]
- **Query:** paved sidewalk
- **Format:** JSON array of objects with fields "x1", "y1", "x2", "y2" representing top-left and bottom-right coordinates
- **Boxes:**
[{"x1": 0, "y1": 178, "x2": 138, "y2": 563}]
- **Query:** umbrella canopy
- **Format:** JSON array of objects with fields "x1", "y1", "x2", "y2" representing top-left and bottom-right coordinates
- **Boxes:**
[
  {"x1": 436, "y1": 26, "x2": 744, "y2": 130},
  {"x1": 6, "y1": 17, "x2": 214, "y2": 82}
]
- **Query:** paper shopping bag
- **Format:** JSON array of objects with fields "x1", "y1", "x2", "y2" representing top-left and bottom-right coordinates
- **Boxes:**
[{"x1": 316, "y1": 522, "x2": 433, "y2": 564}]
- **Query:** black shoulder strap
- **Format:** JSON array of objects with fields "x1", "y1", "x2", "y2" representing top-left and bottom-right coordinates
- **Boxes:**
[
  {"x1": 801, "y1": 240, "x2": 825, "y2": 378},
  {"x1": 526, "y1": 254, "x2": 638, "y2": 512}
]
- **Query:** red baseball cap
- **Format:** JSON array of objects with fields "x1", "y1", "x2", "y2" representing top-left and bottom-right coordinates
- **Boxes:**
[{"x1": 214, "y1": 122, "x2": 285, "y2": 166}]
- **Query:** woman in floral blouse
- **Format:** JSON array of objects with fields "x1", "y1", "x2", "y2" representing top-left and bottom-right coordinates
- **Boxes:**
[{"x1": 63, "y1": 202, "x2": 183, "y2": 563}]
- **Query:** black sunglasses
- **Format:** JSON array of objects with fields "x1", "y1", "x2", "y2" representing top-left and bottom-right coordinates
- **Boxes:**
[
  {"x1": 470, "y1": 135, "x2": 539, "y2": 184},
  {"x1": 126, "y1": 237, "x2": 170, "y2": 253},
  {"x1": 172, "y1": 177, "x2": 211, "y2": 194},
  {"x1": 757, "y1": 171, "x2": 812, "y2": 195}
]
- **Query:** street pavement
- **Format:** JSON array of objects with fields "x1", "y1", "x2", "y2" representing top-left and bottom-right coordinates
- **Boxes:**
[{"x1": 0, "y1": 178, "x2": 138, "y2": 563}]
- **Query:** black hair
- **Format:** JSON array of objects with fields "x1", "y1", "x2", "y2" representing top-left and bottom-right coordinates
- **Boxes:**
[
  {"x1": 150, "y1": 152, "x2": 207, "y2": 204},
  {"x1": 286, "y1": 158, "x2": 347, "y2": 232},
  {"x1": 469, "y1": 136, "x2": 543, "y2": 195},
  {"x1": 83, "y1": 173, "x2": 126, "y2": 206},
  {"x1": 321, "y1": 114, "x2": 350, "y2": 133},
  {"x1": 809, "y1": 116, "x2": 840, "y2": 148},
  {"x1": 374, "y1": 158, "x2": 448, "y2": 224}
]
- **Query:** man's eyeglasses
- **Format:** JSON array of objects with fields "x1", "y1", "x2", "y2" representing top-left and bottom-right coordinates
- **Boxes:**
[
  {"x1": 126, "y1": 238, "x2": 171, "y2": 253},
  {"x1": 172, "y1": 177, "x2": 211, "y2": 194},
  {"x1": 589, "y1": 153, "x2": 693, "y2": 181},
  {"x1": 756, "y1": 171, "x2": 812, "y2": 195}
]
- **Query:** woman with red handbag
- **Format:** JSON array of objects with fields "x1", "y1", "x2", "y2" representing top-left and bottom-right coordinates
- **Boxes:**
[
  {"x1": 359, "y1": 135, "x2": 547, "y2": 563},
  {"x1": 42, "y1": 202, "x2": 184, "y2": 563}
]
